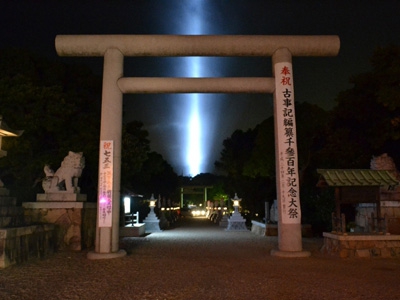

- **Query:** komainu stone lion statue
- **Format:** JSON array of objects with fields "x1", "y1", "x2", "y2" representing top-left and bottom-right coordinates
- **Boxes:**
[{"x1": 42, "y1": 151, "x2": 85, "y2": 193}]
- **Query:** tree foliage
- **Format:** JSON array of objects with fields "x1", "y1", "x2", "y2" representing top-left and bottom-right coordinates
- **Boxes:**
[
  {"x1": 215, "y1": 128, "x2": 257, "y2": 178},
  {"x1": 242, "y1": 102, "x2": 329, "y2": 182},
  {"x1": 214, "y1": 101, "x2": 329, "y2": 220},
  {"x1": 319, "y1": 45, "x2": 400, "y2": 168},
  {"x1": 0, "y1": 49, "x2": 179, "y2": 202},
  {"x1": 121, "y1": 120, "x2": 150, "y2": 189},
  {"x1": 130, "y1": 152, "x2": 178, "y2": 199},
  {"x1": 0, "y1": 48, "x2": 102, "y2": 200}
]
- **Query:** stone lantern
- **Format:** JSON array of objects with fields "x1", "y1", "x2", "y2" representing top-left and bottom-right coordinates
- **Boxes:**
[
  {"x1": 226, "y1": 193, "x2": 248, "y2": 231},
  {"x1": 0, "y1": 116, "x2": 23, "y2": 158},
  {"x1": 143, "y1": 194, "x2": 161, "y2": 232},
  {"x1": 0, "y1": 116, "x2": 23, "y2": 194}
]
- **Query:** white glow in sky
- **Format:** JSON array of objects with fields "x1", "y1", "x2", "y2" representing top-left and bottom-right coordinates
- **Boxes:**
[
  {"x1": 187, "y1": 95, "x2": 201, "y2": 176},
  {"x1": 183, "y1": 1, "x2": 205, "y2": 176}
]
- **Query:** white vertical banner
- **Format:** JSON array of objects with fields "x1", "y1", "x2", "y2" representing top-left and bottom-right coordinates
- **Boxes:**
[
  {"x1": 98, "y1": 140, "x2": 113, "y2": 227},
  {"x1": 274, "y1": 62, "x2": 301, "y2": 224}
]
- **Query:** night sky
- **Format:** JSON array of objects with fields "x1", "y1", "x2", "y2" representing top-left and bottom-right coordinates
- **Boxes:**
[{"x1": 1, "y1": 1, "x2": 399, "y2": 175}]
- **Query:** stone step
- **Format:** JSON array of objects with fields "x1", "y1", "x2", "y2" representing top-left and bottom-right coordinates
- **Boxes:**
[{"x1": 0, "y1": 197, "x2": 17, "y2": 207}]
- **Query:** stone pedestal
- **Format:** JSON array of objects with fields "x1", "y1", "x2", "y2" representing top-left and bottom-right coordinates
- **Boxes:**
[
  {"x1": 36, "y1": 193, "x2": 87, "y2": 202},
  {"x1": 226, "y1": 212, "x2": 248, "y2": 231},
  {"x1": 119, "y1": 223, "x2": 146, "y2": 237},
  {"x1": 144, "y1": 207, "x2": 161, "y2": 233},
  {"x1": 23, "y1": 197, "x2": 96, "y2": 251}
]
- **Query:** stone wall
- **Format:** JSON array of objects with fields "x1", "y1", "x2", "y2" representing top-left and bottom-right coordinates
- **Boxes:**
[
  {"x1": 22, "y1": 202, "x2": 96, "y2": 251},
  {"x1": 322, "y1": 232, "x2": 400, "y2": 258},
  {"x1": 0, "y1": 224, "x2": 55, "y2": 268}
]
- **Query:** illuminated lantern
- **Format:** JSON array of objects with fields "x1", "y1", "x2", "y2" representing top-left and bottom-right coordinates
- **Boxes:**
[{"x1": 0, "y1": 116, "x2": 23, "y2": 159}]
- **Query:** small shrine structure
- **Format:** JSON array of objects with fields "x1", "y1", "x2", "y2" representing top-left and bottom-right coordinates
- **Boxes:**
[
  {"x1": 317, "y1": 167, "x2": 400, "y2": 257},
  {"x1": 317, "y1": 168, "x2": 398, "y2": 232}
]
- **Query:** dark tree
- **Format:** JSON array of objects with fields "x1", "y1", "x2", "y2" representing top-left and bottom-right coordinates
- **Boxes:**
[
  {"x1": 319, "y1": 45, "x2": 400, "y2": 169},
  {"x1": 0, "y1": 48, "x2": 102, "y2": 201},
  {"x1": 121, "y1": 120, "x2": 151, "y2": 191},
  {"x1": 133, "y1": 152, "x2": 179, "y2": 199}
]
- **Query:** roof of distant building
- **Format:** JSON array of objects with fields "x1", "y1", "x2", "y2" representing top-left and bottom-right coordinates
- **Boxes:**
[{"x1": 317, "y1": 169, "x2": 399, "y2": 187}]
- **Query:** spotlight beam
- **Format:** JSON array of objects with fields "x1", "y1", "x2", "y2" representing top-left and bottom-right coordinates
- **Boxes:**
[
  {"x1": 118, "y1": 77, "x2": 275, "y2": 94},
  {"x1": 187, "y1": 95, "x2": 201, "y2": 176}
]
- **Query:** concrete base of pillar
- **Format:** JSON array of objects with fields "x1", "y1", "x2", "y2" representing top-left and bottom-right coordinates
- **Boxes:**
[
  {"x1": 37, "y1": 193, "x2": 87, "y2": 202},
  {"x1": 226, "y1": 212, "x2": 248, "y2": 231},
  {"x1": 87, "y1": 249, "x2": 126, "y2": 260},
  {"x1": 119, "y1": 223, "x2": 146, "y2": 237},
  {"x1": 270, "y1": 249, "x2": 311, "y2": 258}
]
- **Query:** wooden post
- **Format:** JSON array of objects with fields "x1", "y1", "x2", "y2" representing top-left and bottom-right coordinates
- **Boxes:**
[{"x1": 341, "y1": 213, "x2": 346, "y2": 235}]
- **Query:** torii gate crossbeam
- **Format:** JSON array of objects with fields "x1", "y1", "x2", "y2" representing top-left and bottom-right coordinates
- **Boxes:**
[
  {"x1": 55, "y1": 34, "x2": 339, "y2": 57},
  {"x1": 55, "y1": 35, "x2": 340, "y2": 259}
]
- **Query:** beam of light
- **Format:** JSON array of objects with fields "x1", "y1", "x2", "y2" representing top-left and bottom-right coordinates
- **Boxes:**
[
  {"x1": 157, "y1": 0, "x2": 224, "y2": 176},
  {"x1": 187, "y1": 95, "x2": 201, "y2": 176},
  {"x1": 182, "y1": 1, "x2": 206, "y2": 176}
]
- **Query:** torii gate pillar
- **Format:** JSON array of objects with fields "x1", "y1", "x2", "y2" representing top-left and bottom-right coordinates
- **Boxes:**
[
  {"x1": 271, "y1": 48, "x2": 310, "y2": 257},
  {"x1": 87, "y1": 48, "x2": 126, "y2": 259}
]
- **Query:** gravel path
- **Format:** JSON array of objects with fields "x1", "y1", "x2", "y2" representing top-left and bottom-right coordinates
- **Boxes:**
[{"x1": 1, "y1": 217, "x2": 400, "y2": 300}]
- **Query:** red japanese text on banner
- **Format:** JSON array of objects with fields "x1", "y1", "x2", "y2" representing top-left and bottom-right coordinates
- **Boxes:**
[
  {"x1": 274, "y1": 62, "x2": 301, "y2": 224},
  {"x1": 98, "y1": 140, "x2": 113, "y2": 227}
]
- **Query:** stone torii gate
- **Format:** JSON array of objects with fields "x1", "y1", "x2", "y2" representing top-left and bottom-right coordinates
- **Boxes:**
[{"x1": 55, "y1": 35, "x2": 340, "y2": 259}]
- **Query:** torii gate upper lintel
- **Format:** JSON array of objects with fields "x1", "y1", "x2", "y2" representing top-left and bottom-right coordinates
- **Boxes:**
[
  {"x1": 55, "y1": 35, "x2": 340, "y2": 259},
  {"x1": 55, "y1": 34, "x2": 339, "y2": 57}
]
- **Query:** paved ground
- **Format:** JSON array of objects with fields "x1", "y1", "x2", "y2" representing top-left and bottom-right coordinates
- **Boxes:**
[{"x1": 1, "y1": 217, "x2": 400, "y2": 300}]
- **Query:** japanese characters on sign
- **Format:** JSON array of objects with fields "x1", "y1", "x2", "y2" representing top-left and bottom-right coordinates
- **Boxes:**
[
  {"x1": 98, "y1": 140, "x2": 113, "y2": 227},
  {"x1": 274, "y1": 62, "x2": 301, "y2": 224}
]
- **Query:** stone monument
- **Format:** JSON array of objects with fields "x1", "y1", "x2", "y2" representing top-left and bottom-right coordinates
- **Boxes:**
[
  {"x1": 39, "y1": 151, "x2": 86, "y2": 201},
  {"x1": 23, "y1": 151, "x2": 96, "y2": 251},
  {"x1": 270, "y1": 199, "x2": 279, "y2": 223}
]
